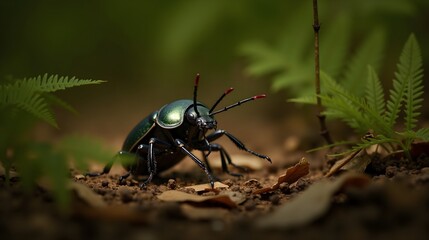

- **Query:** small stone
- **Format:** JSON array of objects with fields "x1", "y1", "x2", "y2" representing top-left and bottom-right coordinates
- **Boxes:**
[
  {"x1": 101, "y1": 181, "x2": 109, "y2": 187},
  {"x1": 167, "y1": 179, "x2": 177, "y2": 189},
  {"x1": 269, "y1": 194, "x2": 281, "y2": 205},
  {"x1": 385, "y1": 166, "x2": 398, "y2": 178},
  {"x1": 243, "y1": 179, "x2": 261, "y2": 188}
]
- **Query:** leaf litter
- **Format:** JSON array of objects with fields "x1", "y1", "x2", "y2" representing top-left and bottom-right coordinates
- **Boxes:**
[{"x1": 256, "y1": 173, "x2": 370, "y2": 229}]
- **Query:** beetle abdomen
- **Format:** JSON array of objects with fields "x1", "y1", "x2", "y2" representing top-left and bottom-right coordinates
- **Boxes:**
[{"x1": 122, "y1": 111, "x2": 157, "y2": 152}]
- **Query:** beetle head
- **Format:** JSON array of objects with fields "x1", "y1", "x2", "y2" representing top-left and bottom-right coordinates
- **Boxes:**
[{"x1": 186, "y1": 105, "x2": 217, "y2": 130}]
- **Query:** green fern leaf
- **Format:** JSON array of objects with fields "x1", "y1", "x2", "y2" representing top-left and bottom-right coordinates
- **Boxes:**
[
  {"x1": 0, "y1": 85, "x2": 57, "y2": 127},
  {"x1": 351, "y1": 135, "x2": 397, "y2": 152},
  {"x1": 321, "y1": 72, "x2": 391, "y2": 136},
  {"x1": 365, "y1": 65, "x2": 385, "y2": 114},
  {"x1": 385, "y1": 34, "x2": 422, "y2": 130},
  {"x1": 403, "y1": 34, "x2": 424, "y2": 131},
  {"x1": 415, "y1": 128, "x2": 429, "y2": 141},
  {"x1": 319, "y1": 72, "x2": 370, "y2": 132},
  {"x1": 288, "y1": 95, "x2": 316, "y2": 105},
  {"x1": 17, "y1": 74, "x2": 105, "y2": 93}
]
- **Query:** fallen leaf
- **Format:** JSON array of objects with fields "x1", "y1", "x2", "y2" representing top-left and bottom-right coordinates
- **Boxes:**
[
  {"x1": 180, "y1": 204, "x2": 229, "y2": 220},
  {"x1": 325, "y1": 149, "x2": 362, "y2": 177},
  {"x1": 184, "y1": 181, "x2": 229, "y2": 192},
  {"x1": 256, "y1": 173, "x2": 370, "y2": 229},
  {"x1": 342, "y1": 151, "x2": 372, "y2": 172},
  {"x1": 69, "y1": 181, "x2": 107, "y2": 208},
  {"x1": 254, "y1": 158, "x2": 309, "y2": 194},
  {"x1": 326, "y1": 149, "x2": 375, "y2": 177},
  {"x1": 157, "y1": 190, "x2": 238, "y2": 208}
]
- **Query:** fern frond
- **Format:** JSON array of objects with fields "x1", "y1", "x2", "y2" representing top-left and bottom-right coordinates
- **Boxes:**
[
  {"x1": 415, "y1": 128, "x2": 429, "y2": 141},
  {"x1": 351, "y1": 135, "x2": 397, "y2": 153},
  {"x1": 403, "y1": 34, "x2": 424, "y2": 131},
  {"x1": 385, "y1": 34, "x2": 422, "y2": 129},
  {"x1": 16, "y1": 74, "x2": 105, "y2": 93},
  {"x1": 44, "y1": 93, "x2": 78, "y2": 114},
  {"x1": 365, "y1": 65, "x2": 385, "y2": 114},
  {"x1": 0, "y1": 85, "x2": 57, "y2": 127},
  {"x1": 319, "y1": 72, "x2": 370, "y2": 132},
  {"x1": 321, "y1": 72, "x2": 392, "y2": 136},
  {"x1": 342, "y1": 29, "x2": 385, "y2": 97},
  {"x1": 288, "y1": 95, "x2": 316, "y2": 105}
]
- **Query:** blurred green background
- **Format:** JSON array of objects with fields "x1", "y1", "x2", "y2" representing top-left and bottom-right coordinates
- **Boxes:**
[{"x1": 1, "y1": 0, "x2": 428, "y2": 153}]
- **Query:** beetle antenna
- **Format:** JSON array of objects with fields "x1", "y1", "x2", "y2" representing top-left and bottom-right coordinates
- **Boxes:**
[
  {"x1": 210, "y1": 94, "x2": 266, "y2": 116},
  {"x1": 209, "y1": 87, "x2": 234, "y2": 113},
  {"x1": 193, "y1": 73, "x2": 201, "y2": 117}
]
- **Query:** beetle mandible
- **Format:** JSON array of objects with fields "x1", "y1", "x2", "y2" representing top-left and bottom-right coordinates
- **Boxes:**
[{"x1": 89, "y1": 74, "x2": 271, "y2": 188}]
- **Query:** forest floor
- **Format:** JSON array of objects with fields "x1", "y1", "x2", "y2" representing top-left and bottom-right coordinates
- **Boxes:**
[
  {"x1": 1, "y1": 110, "x2": 429, "y2": 240},
  {"x1": 1, "y1": 141, "x2": 429, "y2": 240}
]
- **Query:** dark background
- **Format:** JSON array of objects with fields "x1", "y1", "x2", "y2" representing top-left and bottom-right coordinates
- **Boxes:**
[{"x1": 1, "y1": 0, "x2": 428, "y2": 154}]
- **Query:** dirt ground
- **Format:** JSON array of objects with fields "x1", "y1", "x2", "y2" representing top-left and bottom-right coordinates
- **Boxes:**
[{"x1": 1, "y1": 140, "x2": 429, "y2": 240}]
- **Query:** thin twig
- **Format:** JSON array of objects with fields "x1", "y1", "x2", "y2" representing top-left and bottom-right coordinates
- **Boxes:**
[{"x1": 312, "y1": 0, "x2": 333, "y2": 145}]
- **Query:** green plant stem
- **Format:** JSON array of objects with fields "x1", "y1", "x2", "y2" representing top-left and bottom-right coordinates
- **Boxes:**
[{"x1": 312, "y1": 0, "x2": 333, "y2": 145}]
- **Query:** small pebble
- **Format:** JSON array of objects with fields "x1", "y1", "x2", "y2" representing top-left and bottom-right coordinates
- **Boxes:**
[
  {"x1": 385, "y1": 166, "x2": 398, "y2": 178},
  {"x1": 167, "y1": 179, "x2": 177, "y2": 189},
  {"x1": 243, "y1": 179, "x2": 261, "y2": 188},
  {"x1": 269, "y1": 194, "x2": 281, "y2": 205},
  {"x1": 101, "y1": 181, "x2": 109, "y2": 187}
]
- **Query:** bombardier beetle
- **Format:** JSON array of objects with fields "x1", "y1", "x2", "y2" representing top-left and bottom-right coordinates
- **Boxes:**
[{"x1": 88, "y1": 74, "x2": 271, "y2": 188}]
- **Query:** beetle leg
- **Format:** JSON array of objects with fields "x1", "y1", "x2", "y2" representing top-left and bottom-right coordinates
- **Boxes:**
[
  {"x1": 174, "y1": 139, "x2": 215, "y2": 188},
  {"x1": 198, "y1": 143, "x2": 245, "y2": 177},
  {"x1": 206, "y1": 130, "x2": 271, "y2": 163},
  {"x1": 137, "y1": 139, "x2": 173, "y2": 188}
]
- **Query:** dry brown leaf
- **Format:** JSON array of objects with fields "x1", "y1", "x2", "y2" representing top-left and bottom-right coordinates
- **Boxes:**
[
  {"x1": 325, "y1": 149, "x2": 373, "y2": 177},
  {"x1": 180, "y1": 204, "x2": 229, "y2": 220},
  {"x1": 184, "y1": 181, "x2": 229, "y2": 192},
  {"x1": 254, "y1": 158, "x2": 309, "y2": 194},
  {"x1": 342, "y1": 151, "x2": 372, "y2": 172},
  {"x1": 157, "y1": 190, "x2": 238, "y2": 208},
  {"x1": 256, "y1": 173, "x2": 370, "y2": 229},
  {"x1": 69, "y1": 181, "x2": 107, "y2": 208}
]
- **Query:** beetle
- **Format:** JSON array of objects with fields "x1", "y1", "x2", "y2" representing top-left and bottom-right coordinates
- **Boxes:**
[{"x1": 88, "y1": 74, "x2": 271, "y2": 188}]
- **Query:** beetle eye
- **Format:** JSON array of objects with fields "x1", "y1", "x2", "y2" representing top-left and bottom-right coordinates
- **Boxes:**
[{"x1": 186, "y1": 111, "x2": 197, "y2": 123}]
